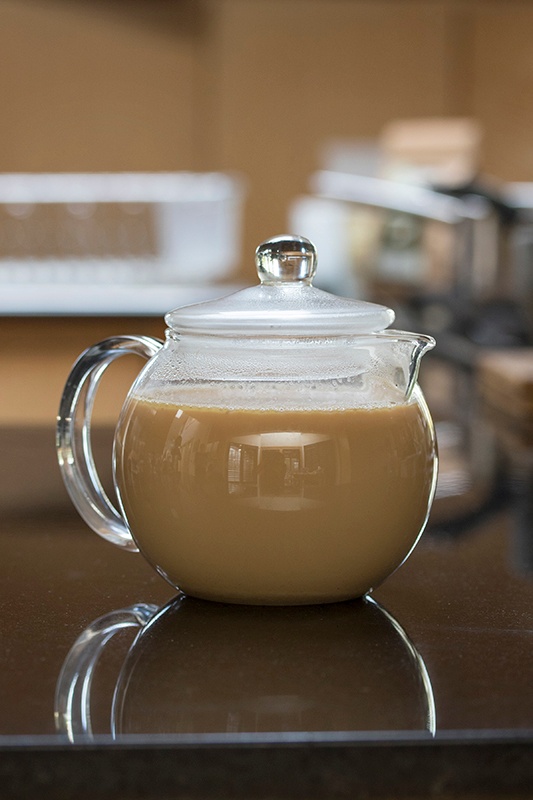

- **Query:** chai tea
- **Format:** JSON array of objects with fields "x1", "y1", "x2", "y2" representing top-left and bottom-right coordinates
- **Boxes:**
[{"x1": 114, "y1": 396, "x2": 436, "y2": 604}]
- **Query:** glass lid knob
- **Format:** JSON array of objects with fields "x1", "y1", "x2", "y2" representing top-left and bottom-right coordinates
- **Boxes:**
[
  {"x1": 165, "y1": 232, "x2": 396, "y2": 335},
  {"x1": 256, "y1": 235, "x2": 317, "y2": 284}
]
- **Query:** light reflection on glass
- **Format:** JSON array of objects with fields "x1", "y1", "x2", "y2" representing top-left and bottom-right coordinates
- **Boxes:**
[
  {"x1": 178, "y1": 430, "x2": 345, "y2": 510},
  {"x1": 233, "y1": 433, "x2": 334, "y2": 508}
]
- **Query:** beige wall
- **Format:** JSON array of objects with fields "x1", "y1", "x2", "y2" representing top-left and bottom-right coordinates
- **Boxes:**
[
  {"x1": 3, "y1": 316, "x2": 165, "y2": 426},
  {"x1": 470, "y1": 4, "x2": 533, "y2": 180},
  {"x1": 0, "y1": 0, "x2": 198, "y2": 172},
  {"x1": 208, "y1": 1, "x2": 452, "y2": 262},
  {"x1": 0, "y1": 0, "x2": 533, "y2": 276}
]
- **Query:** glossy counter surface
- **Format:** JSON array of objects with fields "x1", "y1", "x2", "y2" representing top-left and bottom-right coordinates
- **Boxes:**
[{"x1": 1, "y1": 407, "x2": 533, "y2": 798}]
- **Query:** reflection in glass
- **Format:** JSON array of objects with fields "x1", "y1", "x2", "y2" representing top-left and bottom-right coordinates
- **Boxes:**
[
  {"x1": 55, "y1": 596, "x2": 436, "y2": 741},
  {"x1": 222, "y1": 432, "x2": 337, "y2": 510}
]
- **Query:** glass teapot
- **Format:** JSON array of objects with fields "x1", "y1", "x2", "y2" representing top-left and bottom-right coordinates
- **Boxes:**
[{"x1": 57, "y1": 235, "x2": 437, "y2": 605}]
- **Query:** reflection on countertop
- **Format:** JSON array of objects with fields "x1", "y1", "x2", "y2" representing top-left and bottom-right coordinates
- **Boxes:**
[{"x1": 54, "y1": 595, "x2": 435, "y2": 741}]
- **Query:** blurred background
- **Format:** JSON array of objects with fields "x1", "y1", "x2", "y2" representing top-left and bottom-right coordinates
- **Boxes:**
[
  {"x1": 4, "y1": 0, "x2": 533, "y2": 527},
  {"x1": 2, "y1": 0, "x2": 533, "y2": 273}
]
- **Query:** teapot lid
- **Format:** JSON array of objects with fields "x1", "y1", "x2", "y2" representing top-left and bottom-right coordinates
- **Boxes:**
[{"x1": 165, "y1": 235, "x2": 395, "y2": 335}]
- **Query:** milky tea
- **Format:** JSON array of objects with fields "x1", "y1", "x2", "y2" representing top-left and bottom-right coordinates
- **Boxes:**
[{"x1": 114, "y1": 394, "x2": 436, "y2": 604}]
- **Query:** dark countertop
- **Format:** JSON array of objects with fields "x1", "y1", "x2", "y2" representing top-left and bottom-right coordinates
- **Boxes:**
[{"x1": 1, "y1": 384, "x2": 533, "y2": 799}]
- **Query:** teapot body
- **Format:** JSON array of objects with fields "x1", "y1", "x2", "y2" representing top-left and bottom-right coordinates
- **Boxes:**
[
  {"x1": 112, "y1": 332, "x2": 437, "y2": 604},
  {"x1": 57, "y1": 235, "x2": 437, "y2": 604}
]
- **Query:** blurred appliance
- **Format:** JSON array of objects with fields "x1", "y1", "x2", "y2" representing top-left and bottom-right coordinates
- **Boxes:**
[
  {"x1": 309, "y1": 167, "x2": 527, "y2": 526},
  {"x1": 477, "y1": 348, "x2": 533, "y2": 574},
  {"x1": 308, "y1": 119, "x2": 533, "y2": 350},
  {"x1": 310, "y1": 169, "x2": 533, "y2": 351},
  {"x1": 0, "y1": 171, "x2": 245, "y2": 289},
  {"x1": 300, "y1": 118, "x2": 533, "y2": 527}
]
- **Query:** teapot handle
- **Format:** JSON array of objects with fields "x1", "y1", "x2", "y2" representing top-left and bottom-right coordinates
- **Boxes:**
[
  {"x1": 56, "y1": 336, "x2": 163, "y2": 550},
  {"x1": 54, "y1": 603, "x2": 158, "y2": 741}
]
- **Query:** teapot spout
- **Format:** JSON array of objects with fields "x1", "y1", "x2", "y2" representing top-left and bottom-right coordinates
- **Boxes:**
[{"x1": 405, "y1": 333, "x2": 435, "y2": 400}]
